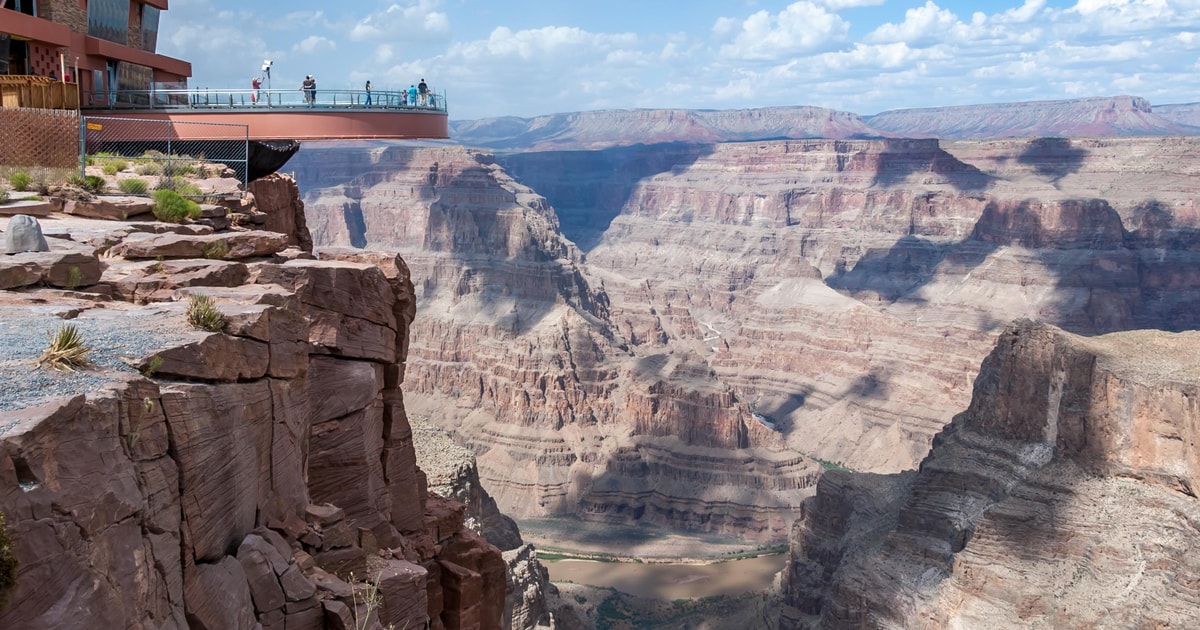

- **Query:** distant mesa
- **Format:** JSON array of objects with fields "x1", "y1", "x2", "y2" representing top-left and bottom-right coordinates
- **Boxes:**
[{"x1": 451, "y1": 94, "x2": 1200, "y2": 151}]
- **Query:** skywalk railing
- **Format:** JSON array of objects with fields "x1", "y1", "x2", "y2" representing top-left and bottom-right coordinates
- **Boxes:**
[{"x1": 79, "y1": 88, "x2": 448, "y2": 113}]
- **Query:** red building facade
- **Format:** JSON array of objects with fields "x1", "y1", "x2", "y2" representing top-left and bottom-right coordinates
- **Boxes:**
[{"x1": 1, "y1": 0, "x2": 190, "y2": 100}]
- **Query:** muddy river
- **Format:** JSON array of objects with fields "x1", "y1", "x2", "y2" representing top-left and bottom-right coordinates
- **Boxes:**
[{"x1": 544, "y1": 554, "x2": 788, "y2": 600}]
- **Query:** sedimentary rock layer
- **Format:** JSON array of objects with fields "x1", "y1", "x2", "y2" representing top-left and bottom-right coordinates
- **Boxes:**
[
  {"x1": 295, "y1": 142, "x2": 822, "y2": 542},
  {"x1": 781, "y1": 320, "x2": 1200, "y2": 629},
  {"x1": 0, "y1": 177, "x2": 504, "y2": 629},
  {"x1": 297, "y1": 135, "x2": 1200, "y2": 543}
]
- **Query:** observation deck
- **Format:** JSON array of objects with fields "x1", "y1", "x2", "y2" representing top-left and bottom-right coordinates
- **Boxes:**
[{"x1": 79, "y1": 87, "x2": 449, "y2": 141}]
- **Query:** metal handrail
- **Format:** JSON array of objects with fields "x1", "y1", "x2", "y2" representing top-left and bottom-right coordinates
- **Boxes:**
[{"x1": 80, "y1": 88, "x2": 448, "y2": 113}]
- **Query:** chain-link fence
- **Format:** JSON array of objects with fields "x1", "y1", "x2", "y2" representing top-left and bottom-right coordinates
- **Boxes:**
[
  {"x1": 0, "y1": 108, "x2": 79, "y2": 170},
  {"x1": 81, "y1": 116, "x2": 250, "y2": 196}
]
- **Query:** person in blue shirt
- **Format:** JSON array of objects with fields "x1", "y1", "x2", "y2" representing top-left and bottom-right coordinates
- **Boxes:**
[
  {"x1": 408, "y1": 85, "x2": 417, "y2": 107},
  {"x1": 364, "y1": 80, "x2": 372, "y2": 106}
]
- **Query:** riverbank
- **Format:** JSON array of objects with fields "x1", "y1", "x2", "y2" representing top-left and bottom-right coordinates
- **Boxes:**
[
  {"x1": 546, "y1": 553, "x2": 788, "y2": 601},
  {"x1": 518, "y1": 517, "x2": 786, "y2": 563}
]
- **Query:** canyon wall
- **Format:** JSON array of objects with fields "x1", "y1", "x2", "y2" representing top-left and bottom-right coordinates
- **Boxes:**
[
  {"x1": 0, "y1": 176, "x2": 504, "y2": 629},
  {"x1": 780, "y1": 320, "x2": 1200, "y2": 628},
  {"x1": 295, "y1": 135, "x2": 1200, "y2": 544},
  {"x1": 295, "y1": 142, "x2": 819, "y2": 542}
]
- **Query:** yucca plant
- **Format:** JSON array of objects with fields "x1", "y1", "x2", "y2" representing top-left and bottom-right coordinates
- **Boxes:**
[
  {"x1": 35, "y1": 323, "x2": 92, "y2": 371},
  {"x1": 186, "y1": 294, "x2": 227, "y2": 332}
]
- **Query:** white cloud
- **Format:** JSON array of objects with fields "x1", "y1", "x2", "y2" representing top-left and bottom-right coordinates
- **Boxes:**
[
  {"x1": 292, "y1": 36, "x2": 336, "y2": 55},
  {"x1": 867, "y1": 1, "x2": 964, "y2": 46},
  {"x1": 349, "y1": 0, "x2": 450, "y2": 42},
  {"x1": 716, "y1": 2, "x2": 851, "y2": 60},
  {"x1": 816, "y1": 0, "x2": 885, "y2": 9}
]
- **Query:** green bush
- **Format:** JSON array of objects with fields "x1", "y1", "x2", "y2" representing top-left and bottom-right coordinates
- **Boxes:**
[
  {"x1": 84, "y1": 175, "x2": 106, "y2": 193},
  {"x1": 68, "y1": 174, "x2": 106, "y2": 193},
  {"x1": 0, "y1": 187, "x2": 8, "y2": 204},
  {"x1": 9, "y1": 172, "x2": 31, "y2": 192},
  {"x1": 117, "y1": 178, "x2": 149, "y2": 194},
  {"x1": 151, "y1": 189, "x2": 201, "y2": 223},
  {"x1": 156, "y1": 176, "x2": 203, "y2": 197}
]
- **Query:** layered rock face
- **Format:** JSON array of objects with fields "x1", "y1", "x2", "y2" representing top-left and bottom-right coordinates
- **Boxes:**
[
  {"x1": 295, "y1": 142, "x2": 820, "y2": 542},
  {"x1": 296, "y1": 135, "x2": 1200, "y2": 544},
  {"x1": 865, "y1": 95, "x2": 1198, "y2": 139},
  {"x1": 450, "y1": 106, "x2": 885, "y2": 151},
  {"x1": 780, "y1": 320, "x2": 1200, "y2": 628},
  {"x1": 0, "y1": 176, "x2": 504, "y2": 629},
  {"x1": 503, "y1": 135, "x2": 1200, "y2": 476}
]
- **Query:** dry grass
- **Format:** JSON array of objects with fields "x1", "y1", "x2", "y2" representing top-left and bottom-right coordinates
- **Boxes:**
[
  {"x1": 34, "y1": 323, "x2": 92, "y2": 371},
  {"x1": 186, "y1": 294, "x2": 227, "y2": 332}
]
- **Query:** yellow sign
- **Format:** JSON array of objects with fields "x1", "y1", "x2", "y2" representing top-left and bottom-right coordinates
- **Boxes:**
[{"x1": 86, "y1": 123, "x2": 103, "y2": 131}]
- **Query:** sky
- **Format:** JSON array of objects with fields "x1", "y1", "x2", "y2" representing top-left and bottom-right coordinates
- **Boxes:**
[{"x1": 156, "y1": 0, "x2": 1200, "y2": 121}]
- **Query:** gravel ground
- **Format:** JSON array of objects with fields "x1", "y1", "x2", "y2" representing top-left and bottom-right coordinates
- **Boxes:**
[
  {"x1": 0, "y1": 300, "x2": 194, "y2": 418},
  {"x1": 409, "y1": 413, "x2": 476, "y2": 492}
]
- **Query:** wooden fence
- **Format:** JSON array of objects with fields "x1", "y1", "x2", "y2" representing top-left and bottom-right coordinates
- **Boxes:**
[{"x1": 0, "y1": 75, "x2": 80, "y2": 110}]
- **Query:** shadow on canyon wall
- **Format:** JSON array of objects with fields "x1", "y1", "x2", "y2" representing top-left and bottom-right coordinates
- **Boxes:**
[
  {"x1": 827, "y1": 197, "x2": 1200, "y2": 335},
  {"x1": 871, "y1": 138, "x2": 993, "y2": 191},
  {"x1": 498, "y1": 143, "x2": 716, "y2": 252},
  {"x1": 1015, "y1": 137, "x2": 1089, "y2": 186}
]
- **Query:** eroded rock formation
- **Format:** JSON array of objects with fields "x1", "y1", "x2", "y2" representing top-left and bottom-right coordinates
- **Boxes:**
[
  {"x1": 296, "y1": 142, "x2": 822, "y2": 543},
  {"x1": 780, "y1": 320, "x2": 1200, "y2": 628},
  {"x1": 295, "y1": 134, "x2": 1200, "y2": 545},
  {"x1": 0, "y1": 175, "x2": 504, "y2": 629}
]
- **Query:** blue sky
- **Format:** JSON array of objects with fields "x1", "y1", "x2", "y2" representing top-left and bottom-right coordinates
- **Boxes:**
[{"x1": 157, "y1": 0, "x2": 1200, "y2": 121}]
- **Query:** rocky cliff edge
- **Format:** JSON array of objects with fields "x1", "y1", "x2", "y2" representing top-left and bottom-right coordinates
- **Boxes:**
[{"x1": 0, "y1": 175, "x2": 505, "y2": 629}]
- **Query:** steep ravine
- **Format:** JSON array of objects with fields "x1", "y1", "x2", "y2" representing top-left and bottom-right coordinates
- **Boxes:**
[{"x1": 295, "y1": 136, "x2": 1200, "y2": 547}]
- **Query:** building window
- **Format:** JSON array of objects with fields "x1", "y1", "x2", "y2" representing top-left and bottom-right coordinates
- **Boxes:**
[
  {"x1": 87, "y1": 0, "x2": 130, "y2": 45},
  {"x1": 2, "y1": 0, "x2": 37, "y2": 17},
  {"x1": 141, "y1": 6, "x2": 160, "y2": 52}
]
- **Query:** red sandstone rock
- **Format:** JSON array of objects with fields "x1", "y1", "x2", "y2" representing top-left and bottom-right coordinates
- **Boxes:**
[
  {"x1": 781, "y1": 321, "x2": 1200, "y2": 628},
  {"x1": 111, "y1": 230, "x2": 289, "y2": 260},
  {"x1": 1, "y1": 183, "x2": 507, "y2": 627},
  {"x1": 63, "y1": 195, "x2": 155, "y2": 220}
]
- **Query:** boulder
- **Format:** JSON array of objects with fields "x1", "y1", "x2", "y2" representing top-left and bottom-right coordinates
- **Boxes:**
[
  {"x1": 63, "y1": 195, "x2": 155, "y2": 220},
  {"x1": 4, "y1": 214, "x2": 49, "y2": 253}
]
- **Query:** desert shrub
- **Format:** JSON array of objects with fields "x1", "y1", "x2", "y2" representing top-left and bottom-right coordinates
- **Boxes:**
[
  {"x1": 151, "y1": 189, "x2": 201, "y2": 223},
  {"x1": 84, "y1": 175, "x2": 106, "y2": 193},
  {"x1": 68, "y1": 174, "x2": 106, "y2": 193},
  {"x1": 186, "y1": 294, "x2": 227, "y2": 332},
  {"x1": 155, "y1": 176, "x2": 203, "y2": 197},
  {"x1": 35, "y1": 323, "x2": 91, "y2": 371},
  {"x1": 201, "y1": 240, "x2": 228, "y2": 260},
  {"x1": 172, "y1": 163, "x2": 198, "y2": 177},
  {"x1": 136, "y1": 162, "x2": 163, "y2": 176},
  {"x1": 101, "y1": 159, "x2": 127, "y2": 175},
  {"x1": 0, "y1": 187, "x2": 7, "y2": 204},
  {"x1": 9, "y1": 172, "x2": 31, "y2": 192},
  {"x1": 118, "y1": 178, "x2": 149, "y2": 194},
  {"x1": 0, "y1": 511, "x2": 15, "y2": 610}
]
